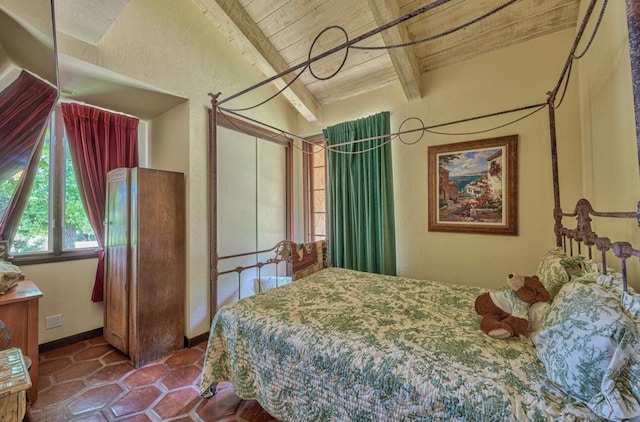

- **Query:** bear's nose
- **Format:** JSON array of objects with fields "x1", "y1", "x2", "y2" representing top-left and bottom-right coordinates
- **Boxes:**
[{"x1": 508, "y1": 273, "x2": 514, "y2": 279}]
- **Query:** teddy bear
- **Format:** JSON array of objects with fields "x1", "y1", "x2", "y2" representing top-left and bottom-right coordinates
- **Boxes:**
[{"x1": 474, "y1": 273, "x2": 551, "y2": 339}]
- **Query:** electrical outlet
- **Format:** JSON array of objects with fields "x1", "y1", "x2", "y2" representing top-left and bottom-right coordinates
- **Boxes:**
[{"x1": 45, "y1": 314, "x2": 63, "y2": 329}]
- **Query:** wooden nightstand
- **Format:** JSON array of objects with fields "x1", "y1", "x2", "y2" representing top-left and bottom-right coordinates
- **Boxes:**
[
  {"x1": 0, "y1": 281, "x2": 42, "y2": 402},
  {"x1": 0, "y1": 347, "x2": 31, "y2": 421}
]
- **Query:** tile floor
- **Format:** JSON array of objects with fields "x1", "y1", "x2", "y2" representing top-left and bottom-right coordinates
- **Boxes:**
[{"x1": 28, "y1": 336, "x2": 280, "y2": 421}]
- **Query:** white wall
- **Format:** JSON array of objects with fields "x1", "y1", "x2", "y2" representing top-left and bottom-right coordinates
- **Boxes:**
[
  {"x1": 577, "y1": 0, "x2": 640, "y2": 290},
  {"x1": 22, "y1": 259, "x2": 102, "y2": 343},
  {"x1": 148, "y1": 101, "x2": 190, "y2": 174}
]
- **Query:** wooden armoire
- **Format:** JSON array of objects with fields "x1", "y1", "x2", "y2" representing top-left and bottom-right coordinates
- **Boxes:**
[{"x1": 103, "y1": 167, "x2": 185, "y2": 368}]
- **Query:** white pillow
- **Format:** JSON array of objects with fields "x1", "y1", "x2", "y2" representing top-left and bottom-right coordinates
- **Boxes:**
[
  {"x1": 252, "y1": 276, "x2": 291, "y2": 294},
  {"x1": 533, "y1": 281, "x2": 640, "y2": 420},
  {"x1": 527, "y1": 301, "x2": 550, "y2": 334}
]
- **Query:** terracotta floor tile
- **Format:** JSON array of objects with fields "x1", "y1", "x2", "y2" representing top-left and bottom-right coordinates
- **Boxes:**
[
  {"x1": 108, "y1": 385, "x2": 162, "y2": 418},
  {"x1": 39, "y1": 405, "x2": 76, "y2": 422},
  {"x1": 123, "y1": 363, "x2": 169, "y2": 388},
  {"x1": 217, "y1": 381, "x2": 233, "y2": 390},
  {"x1": 111, "y1": 413, "x2": 153, "y2": 421},
  {"x1": 69, "y1": 411, "x2": 109, "y2": 421},
  {"x1": 101, "y1": 348, "x2": 129, "y2": 364},
  {"x1": 86, "y1": 361, "x2": 135, "y2": 386},
  {"x1": 151, "y1": 387, "x2": 200, "y2": 419},
  {"x1": 88, "y1": 336, "x2": 108, "y2": 345},
  {"x1": 160, "y1": 365, "x2": 201, "y2": 390},
  {"x1": 39, "y1": 356, "x2": 73, "y2": 376},
  {"x1": 54, "y1": 359, "x2": 103, "y2": 383},
  {"x1": 74, "y1": 344, "x2": 113, "y2": 361},
  {"x1": 240, "y1": 400, "x2": 278, "y2": 422},
  {"x1": 164, "y1": 347, "x2": 204, "y2": 368},
  {"x1": 31, "y1": 380, "x2": 85, "y2": 408},
  {"x1": 67, "y1": 384, "x2": 124, "y2": 415},
  {"x1": 192, "y1": 372, "x2": 203, "y2": 389},
  {"x1": 195, "y1": 387, "x2": 242, "y2": 421},
  {"x1": 30, "y1": 339, "x2": 279, "y2": 422},
  {"x1": 38, "y1": 375, "x2": 52, "y2": 390},
  {"x1": 43, "y1": 342, "x2": 88, "y2": 359},
  {"x1": 28, "y1": 410, "x2": 45, "y2": 422},
  {"x1": 167, "y1": 417, "x2": 197, "y2": 422}
]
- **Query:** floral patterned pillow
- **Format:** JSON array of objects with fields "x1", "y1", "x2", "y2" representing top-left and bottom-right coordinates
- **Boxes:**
[
  {"x1": 560, "y1": 255, "x2": 599, "y2": 279},
  {"x1": 533, "y1": 281, "x2": 640, "y2": 420},
  {"x1": 536, "y1": 248, "x2": 570, "y2": 299},
  {"x1": 623, "y1": 291, "x2": 640, "y2": 320}
]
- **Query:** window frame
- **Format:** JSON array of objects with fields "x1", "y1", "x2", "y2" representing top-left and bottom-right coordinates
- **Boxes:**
[
  {"x1": 303, "y1": 134, "x2": 327, "y2": 242},
  {"x1": 12, "y1": 106, "x2": 99, "y2": 265}
]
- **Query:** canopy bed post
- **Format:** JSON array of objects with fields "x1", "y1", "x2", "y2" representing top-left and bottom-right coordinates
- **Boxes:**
[
  {"x1": 209, "y1": 92, "x2": 221, "y2": 323},
  {"x1": 626, "y1": 0, "x2": 640, "y2": 168},
  {"x1": 546, "y1": 100, "x2": 563, "y2": 247},
  {"x1": 546, "y1": 0, "x2": 599, "y2": 246}
]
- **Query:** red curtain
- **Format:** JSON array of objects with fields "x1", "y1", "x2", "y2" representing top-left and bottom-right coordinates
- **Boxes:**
[
  {"x1": 0, "y1": 71, "x2": 57, "y2": 240},
  {"x1": 61, "y1": 103, "x2": 139, "y2": 302}
]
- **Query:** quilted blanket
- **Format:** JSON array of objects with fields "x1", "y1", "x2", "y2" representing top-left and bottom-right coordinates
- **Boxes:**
[{"x1": 200, "y1": 267, "x2": 601, "y2": 421}]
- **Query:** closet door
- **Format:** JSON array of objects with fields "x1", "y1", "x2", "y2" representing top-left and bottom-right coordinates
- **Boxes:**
[
  {"x1": 256, "y1": 140, "x2": 287, "y2": 277},
  {"x1": 103, "y1": 168, "x2": 130, "y2": 354},
  {"x1": 217, "y1": 127, "x2": 288, "y2": 306},
  {"x1": 218, "y1": 127, "x2": 257, "y2": 307}
]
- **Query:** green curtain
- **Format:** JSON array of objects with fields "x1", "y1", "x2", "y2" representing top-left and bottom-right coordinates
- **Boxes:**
[{"x1": 322, "y1": 111, "x2": 396, "y2": 275}]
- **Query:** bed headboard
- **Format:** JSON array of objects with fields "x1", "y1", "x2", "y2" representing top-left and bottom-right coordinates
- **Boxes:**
[
  {"x1": 289, "y1": 240, "x2": 330, "y2": 280},
  {"x1": 217, "y1": 240, "x2": 330, "y2": 302},
  {"x1": 555, "y1": 198, "x2": 640, "y2": 292}
]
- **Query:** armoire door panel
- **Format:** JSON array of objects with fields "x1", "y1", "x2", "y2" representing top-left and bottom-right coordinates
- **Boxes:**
[{"x1": 103, "y1": 168, "x2": 130, "y2": 354}]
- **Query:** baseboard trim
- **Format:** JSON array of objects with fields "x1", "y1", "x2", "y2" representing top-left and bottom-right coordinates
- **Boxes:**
[
  {"x1": 185, "y1": 332, "x2": 209, "y2": 348},
  {"x1": 39, "y1": 328, "x2": 103, "y2": 354},
  {"x1": 40, "y1": 328, "x2": 208, "y2": 354}
]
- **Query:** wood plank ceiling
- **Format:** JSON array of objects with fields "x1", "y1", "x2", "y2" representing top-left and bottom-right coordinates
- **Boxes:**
[{"x1": 196, "y1": 0, "x2": 580, "y2": 123}]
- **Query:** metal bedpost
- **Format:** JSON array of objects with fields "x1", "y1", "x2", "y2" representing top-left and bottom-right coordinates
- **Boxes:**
[
  {"x1": 209, "y1": 92, "x2": 221, "y2": 323},
  {"x1": 547, "y1": 100, "x2": 563, "y2": 247},
  {"x1": 626, "y1": 0, "x2": 640, "y2": 171}
]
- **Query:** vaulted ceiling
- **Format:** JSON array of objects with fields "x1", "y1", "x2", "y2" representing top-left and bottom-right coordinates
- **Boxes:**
[{"x1": 54, "y1": 0, "x2": 580, "y2": 123}]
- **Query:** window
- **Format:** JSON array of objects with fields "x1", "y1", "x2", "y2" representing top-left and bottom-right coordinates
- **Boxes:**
[
  {"x1": 304, "y1": 135, "x2": 327, "y2": 241},
  {"x1": 11, "y1": 107, "x2": 98, "y2": 263}
]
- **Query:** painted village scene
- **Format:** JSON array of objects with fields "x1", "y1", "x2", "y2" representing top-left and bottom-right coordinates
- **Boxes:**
[{"x1": 437, "y1": 147, "x2": 504, "y2": 223}]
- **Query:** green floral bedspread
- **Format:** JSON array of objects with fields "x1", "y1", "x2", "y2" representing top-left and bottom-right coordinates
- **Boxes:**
[{"x1": 200, "y1": 268, "x2": 599, "y2": 421}]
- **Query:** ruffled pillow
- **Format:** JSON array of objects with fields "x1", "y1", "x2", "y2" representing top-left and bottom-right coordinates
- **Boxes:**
[
  {"x1": 560, "y1": 255, "x2": 599, "y2": 279},
  {"x1": 533, "y1": 281, "x2": 640, "y2": 421},
  {"x1": 252, "y1": 276, "x2": 292, "y2": 294},
  {"x1": 527, "y1": 301, "x2": 551, "y2": 335},
  {"x1": 536, "y1": 248, "x2": 570, "y2": 299}
]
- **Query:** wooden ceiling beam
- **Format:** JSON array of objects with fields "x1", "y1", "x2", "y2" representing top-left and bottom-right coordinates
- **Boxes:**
[
  {"x1": 367, "y1": 0, "x2": 423, "y2": 101},
  {"x1": 195, "y1": 0, "x2": 322, "y2": 123}
]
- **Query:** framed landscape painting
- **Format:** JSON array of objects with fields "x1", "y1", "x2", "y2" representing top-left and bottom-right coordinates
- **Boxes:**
[{"x1": 428, "y1": 135, "x2": 518, "y2": 235}]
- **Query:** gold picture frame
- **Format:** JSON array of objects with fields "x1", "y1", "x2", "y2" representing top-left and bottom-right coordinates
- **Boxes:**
[{"x1": 428, "y1": 135, "x2": 518, "y2": 235}]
